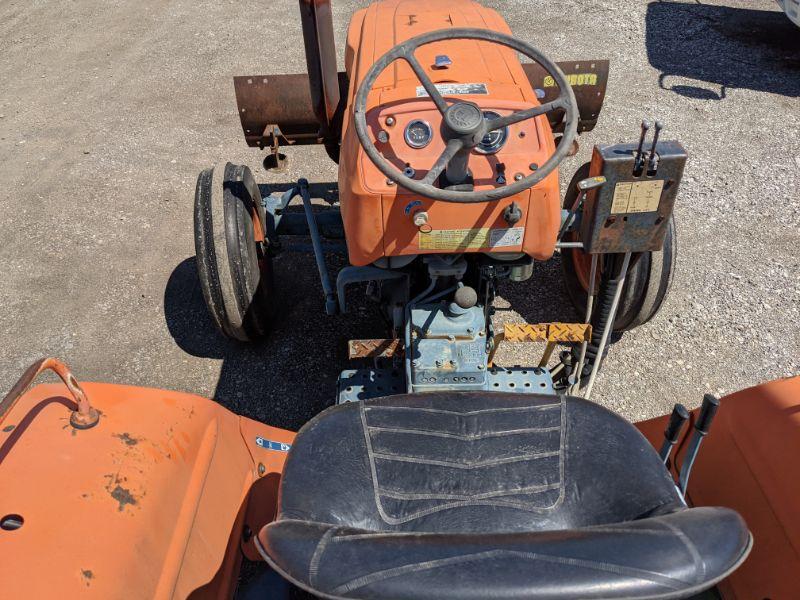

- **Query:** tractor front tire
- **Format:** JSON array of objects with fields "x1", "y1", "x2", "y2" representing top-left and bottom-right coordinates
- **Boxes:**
[
  {"x1": 194, "y1": 162, "x2": 274, "y2": 342},
  {"x1": 560, "y1": 162, "x2": 677, "y2": 332}
]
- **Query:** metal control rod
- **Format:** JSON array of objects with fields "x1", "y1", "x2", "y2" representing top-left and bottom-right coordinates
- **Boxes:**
[
  {"x1": 584, "y1": 251, "x2": 632, "y2": 399},
  {"x1": 570, "y1": 253, "x2": 598, "y2": 395}
]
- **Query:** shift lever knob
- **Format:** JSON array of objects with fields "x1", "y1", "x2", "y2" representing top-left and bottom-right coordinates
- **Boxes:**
[
  {"x1": 695, "y1": 394, "x2": 720, "y2": 435},
  {"x1": 659, "y1": 403, "x2": 689, "y2": 463},
  {"x1": 665, "y1": 403, "x2": 690, "y2": 444}
]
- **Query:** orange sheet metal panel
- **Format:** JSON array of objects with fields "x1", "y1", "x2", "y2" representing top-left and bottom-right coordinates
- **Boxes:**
[
  {"x1": 338, "y1": 0, "x2": 560, "y2": 266},
  {"x1": 0, "y1": 381, "x2": 294, "y2": 599},
  {"x1": 636, "y1": 376, "x2": 800, "y2": 599}
]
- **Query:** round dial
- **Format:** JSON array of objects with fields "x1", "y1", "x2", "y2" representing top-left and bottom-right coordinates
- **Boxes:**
[
  {"x1": 404, "y1": 120, "x2": 433, "y2": 149},
  {"x1": 476, "y1": 111, "x2": 508, "y2": 154}
]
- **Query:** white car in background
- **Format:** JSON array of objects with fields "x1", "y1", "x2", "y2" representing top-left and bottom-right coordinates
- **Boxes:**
[{"x1": 777, "y1": 0, "x2": 800, "y2": 26}]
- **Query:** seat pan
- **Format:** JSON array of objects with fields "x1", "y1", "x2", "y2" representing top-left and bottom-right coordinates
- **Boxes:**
[{"x1": 258, "y1": 392, "x2": 751, "y2": 599}]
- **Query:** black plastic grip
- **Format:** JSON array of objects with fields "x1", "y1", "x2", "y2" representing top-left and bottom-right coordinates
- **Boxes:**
[
  {"x1": 695, "y1": 394, "x2": 720, "y2": 435},
  {"x1": 664, "y1": 403, "x2": 690, "y2": 444}
]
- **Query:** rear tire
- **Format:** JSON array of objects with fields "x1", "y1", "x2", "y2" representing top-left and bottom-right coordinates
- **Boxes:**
[
  {"x1": 560, "y1": 163, "x2": 676, "y2": 332},
  {"x1": 194, "y1": 162, "x2": 274, "y2": 341}
]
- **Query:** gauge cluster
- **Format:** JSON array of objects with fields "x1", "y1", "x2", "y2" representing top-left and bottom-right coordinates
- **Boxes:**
[{"x1": 402, "y1": 111, "x2": 509, "y2": 154}]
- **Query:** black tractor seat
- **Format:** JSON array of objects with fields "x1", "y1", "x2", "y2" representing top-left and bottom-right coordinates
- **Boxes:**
[{"x1": 257, "y1": 392, "x2": 751, "y2": 599}]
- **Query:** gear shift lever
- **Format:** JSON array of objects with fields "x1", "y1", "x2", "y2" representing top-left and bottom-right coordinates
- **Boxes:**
[
  {"x1": 678, "y1": 394, "x2": 720, "y2": 494},
  {"x1": 659, "y1": 403, "x2": 690, "y2": 464}
]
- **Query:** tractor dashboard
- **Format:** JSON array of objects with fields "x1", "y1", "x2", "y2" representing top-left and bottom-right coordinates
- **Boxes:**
[{"x1": 360, "y1": 98, "x2": 552, "y2": 195}]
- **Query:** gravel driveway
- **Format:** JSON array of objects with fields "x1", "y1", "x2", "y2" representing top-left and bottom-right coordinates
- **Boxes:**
[{"x1": 1, "y1": 0, "x2": 798, "y2": 430}]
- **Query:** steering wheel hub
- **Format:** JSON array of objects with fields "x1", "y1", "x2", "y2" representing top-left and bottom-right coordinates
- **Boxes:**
[{"x1": 444, "y1": 102, "x2": 484, "y2": 137}]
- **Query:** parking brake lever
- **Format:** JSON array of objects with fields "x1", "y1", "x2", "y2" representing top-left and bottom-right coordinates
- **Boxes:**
[
  {"x1": 678, "y1": 394, "x2": 720, "y2": 494},
  {"x1": 659, "y1": 403, "x2": 689, "y2": 464}
]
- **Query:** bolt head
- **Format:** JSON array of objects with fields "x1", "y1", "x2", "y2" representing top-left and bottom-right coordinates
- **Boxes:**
[
  {"x1": 514, "y1": 173, "x2": 524, "y2": 182},
  {"x1": 377, "y1": 130, "x2": 389, "y2": 143},
  {"x1": 385, "y1": 116, "x2": 396, "y2": 126},
  {"x1": 386, "y1": 179, "x2": 395, "y2": 186},
  {"x1": 412, "y1": 211, "x2": 428, "y2": 227}
]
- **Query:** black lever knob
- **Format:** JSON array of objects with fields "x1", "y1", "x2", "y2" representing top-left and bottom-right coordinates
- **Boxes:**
[
  {"x1": 659, "y1": 403, "x2": 689, "y2": 463},
  {"x1": 665, "y1": 403, "x2": 690, "y2": 444},
  {"x1": 695, "y1": 394, "x2": 720, "y2": 435}
]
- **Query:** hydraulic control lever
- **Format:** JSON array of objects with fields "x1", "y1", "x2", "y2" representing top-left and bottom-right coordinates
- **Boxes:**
[
  {"x1": 633, "y1": 120, "x2": 650, "y2": 174},
  {"x1": 678, "y1": 394, "x2": 721, "y2": 494},
  {"x1": 659, "y1": 403, "x2": 690, "y2": 464},
  {"x1": 647, "y1": 121, "x2": 663, "y2": 174}
]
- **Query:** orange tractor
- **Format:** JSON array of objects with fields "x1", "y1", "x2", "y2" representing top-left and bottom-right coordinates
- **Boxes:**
[{"x1": 1, "y1": 1, "x2": 797, "y2": 598}]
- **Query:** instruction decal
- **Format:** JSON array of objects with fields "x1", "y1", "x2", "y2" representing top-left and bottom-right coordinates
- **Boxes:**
[
  {"x1": 416, "y1": 83, "x2": 489, "y2": 97},
  {"x1": 256, "y1": 437, "x2": 292, "y2": 452},
  {"x1": 418, "y1": 227, "x2": 524, "y2": 250},
  {"x1": 610, "y1": 180, "x2": 664, "y2": 214}
]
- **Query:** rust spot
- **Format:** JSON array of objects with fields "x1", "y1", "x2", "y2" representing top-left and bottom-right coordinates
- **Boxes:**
[
  {"x1": 109, "y1": 485, "x2": 137, "y2": 511},
  {"x1": 113, "y1": 432, "x2": 140, "y2": 446},
  {"x1": 2, "y1": 425, "x2": 14, "y2": 433},
  {"x1": 81, "y1": 569, "x2": 93, "y2": 586}
]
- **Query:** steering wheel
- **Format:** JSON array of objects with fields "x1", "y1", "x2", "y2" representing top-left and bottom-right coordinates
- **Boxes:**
[{"x1": 354, "y1": 28, "x2": 579, "y2": 204}]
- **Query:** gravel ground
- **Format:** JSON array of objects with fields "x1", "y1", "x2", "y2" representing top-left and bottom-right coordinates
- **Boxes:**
[{"x1": 0, "y1": 0, "x2": 798, "y2": 432}]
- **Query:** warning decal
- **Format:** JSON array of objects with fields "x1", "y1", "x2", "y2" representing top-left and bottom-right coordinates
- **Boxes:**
[
  {"x1": 418, "y1": 227, "x2": 524, "y2": 250},
  {"x1": 416, "y1": 83, "x2": 489, "y2": 97},
  {"x1": 610, "y1": 180, "x2": 664, "y2": 214}
]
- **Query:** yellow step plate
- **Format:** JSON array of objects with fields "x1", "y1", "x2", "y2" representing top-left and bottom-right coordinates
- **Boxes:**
[{"x1": 503, "y1": 323, "x2": 592, "y2": 343}]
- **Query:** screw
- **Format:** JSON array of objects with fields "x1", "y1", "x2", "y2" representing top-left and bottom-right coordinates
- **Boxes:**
[
  {"x1": 435, "y1": 360, "x2": 443, "y2": 367},
  {"x1": 385, "y1": 116, "x2": 396, "y2": 126},
  {"x1": 514, "y1": 173, "x2": 524, "y2": 181},
  {"x1": 466, "y1": 327, "x2": 474, "y2": 335},
  {"x1": 450, "y1": 360, "x2": 457, "y2": 367},
  {"x1": 477, "y1": 364, "x2": 485, "y2": 370},
  {"x1": 257, "y1": 463, "x2": 266, "y2": 476},
  {"x1": 412, "y1": 211, "x2": 429, "y2": 227},
  {"x1": 529, "y1": 163, "x2": 539, "y2": 171},
  {"x1": 448, "y1": 335, "x2": 456, "y2": 342},
  {"x1": 478, "y1": 331, "x2": 485, "y2": 337},
  {"x1": 386, "y1": 179, "x2": 395, "y2": 186}
]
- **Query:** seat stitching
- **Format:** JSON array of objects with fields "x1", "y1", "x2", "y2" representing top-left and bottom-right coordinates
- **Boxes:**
[
  {"x1": 360, "y1": 402, "x2": 403, "y2": 525},
  {"x1": 367, "y1": 425, "x2": 561, "y2": 440},
  {"x1": 362, "y1": 397, "x2": 567, "y2": 524},
  {"x1": 364, "y1": 403, "x2": 561, "y2": 416},
  {"x1": 331, "y1": 549, "x2": 689, "y2": 595},
  {"x1": 378, "y1": 481, "x2": 561, "y2": 501},
  {"x1": 660, "y1": 519, "x2": 706, "y2": 583},
  {"x1": 308, "y1": 527, "x2": 336, "y2": 588},
  {"x1": 370, "y1": 498, "x2": 566, "y2": 524},
  {"x1": 372, "y1": 450, "x2": 559, "y2": 469}
]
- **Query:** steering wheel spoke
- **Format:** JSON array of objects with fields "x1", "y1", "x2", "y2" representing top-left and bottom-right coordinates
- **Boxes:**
[
  {"x1": 403, "y1": 53, "x2": 449, "y2": 114},
  {"x1": 421, "y1": 139, "x2": 464, "y2": 185},
  {"x1": 486, "y1": 98, "x2": 567, "y2": 131}
]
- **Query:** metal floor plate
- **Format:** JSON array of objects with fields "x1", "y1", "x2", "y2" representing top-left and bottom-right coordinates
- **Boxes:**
[{"x1": 337, "y1": 367, "x2": 555, "y2": 404}]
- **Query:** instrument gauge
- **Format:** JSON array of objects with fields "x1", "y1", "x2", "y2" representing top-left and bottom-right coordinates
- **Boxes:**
[
  {"x1": 404, "y1": 120, "x2": 433, "y2": 149},
  {"x1": 476, "y1": 111, "x2": 508, "y2": 154}
]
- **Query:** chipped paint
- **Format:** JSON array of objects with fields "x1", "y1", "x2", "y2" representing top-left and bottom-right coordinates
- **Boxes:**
[
  {"x1": 81, "y1": 569, "x2": 93, "y2": 587},
  {"x1": 113, "y1": 432, "x2": 140, "y2": 446},
  {"x1": 109, "y1": 485, "x2": 137, "y2": 511},
  {"x1": 2, "y1": 424, "x2": 14, "y2": 433}
]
